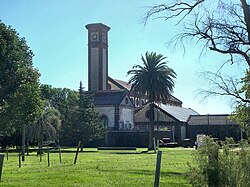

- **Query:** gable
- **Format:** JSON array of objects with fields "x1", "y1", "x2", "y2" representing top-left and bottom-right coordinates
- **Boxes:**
[
  {"x1": 120, "y1": 95, "x2": 134, "y2": 107},
  {"x1": 134, "y1": 103, "x2": 177, "y2": 123}
]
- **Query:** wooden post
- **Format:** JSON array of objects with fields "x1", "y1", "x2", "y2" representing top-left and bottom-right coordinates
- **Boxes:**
[
  {"x1": 26, "y1": 142, "x2": 29, "y2": 156},
  {"x1": 154, "y1": 150, "x2": 162, "y2": 187},
  {"x1": 74, "y1": 141, "x2": 81, "y2": 164},
  {"x1": 47, "y1": 147, "x2": 50, "y2": 167},
  {"x1": 0, "y1": 153, "x2": 4, "y2": 181},
  {"x1": 153, "y1": 137, "x2": 156, "y2": 153},
  {"x1": 18, "y1": 150, "x2": 21, "y2": 168},
  {"x1": 58, "y1": 146, "x2": 62, "y2": 164},
  {"x1": 39, "y1": 149, "x2": 42, "y2": 162},
  {"x1": 6, "y1": 147, "x2": 8, "y2": 161}
]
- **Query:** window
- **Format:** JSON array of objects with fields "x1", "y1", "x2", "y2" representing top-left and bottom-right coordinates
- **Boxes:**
[
  {"x1": 100, "y1": 115, "x2": 109, "y2": 127},
  {"x1": 136, "y1": 98, "x2": 139, "y2": 107}
]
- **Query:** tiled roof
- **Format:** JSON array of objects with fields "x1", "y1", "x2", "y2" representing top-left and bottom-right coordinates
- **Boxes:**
[
  {"x1": 158, "y1": 104, "x2": 199, "y2": 122},
  {"x1": 86, "y1": 90, "x2": 128, "y2": 105},
  {"x1": 188, "y1": 115, "x2": 236, "y2": 125},
  {"x1": 108, "y1": 77, "x2": 182, "y2": 105},
  {"x1": 112, "y1": 78, "x2": 132, "y2": 90}
]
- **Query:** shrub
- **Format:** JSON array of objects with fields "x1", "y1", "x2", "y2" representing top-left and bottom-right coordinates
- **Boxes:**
[{"x1": 188, "y1": 137, "x2": 250, "y2": 187}]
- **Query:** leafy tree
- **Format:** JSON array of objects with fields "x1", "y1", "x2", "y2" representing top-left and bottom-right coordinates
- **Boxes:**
[
  {"x1": 40, "y1": 83, "x2": 106, "y2": 146},
  {"x1": 27, "y1": 107, "x2": 61, "y2": 154},
  {"x1": 78, "y1": 82, "x2": 106, "y2": 145},
  {"x1": 0, "y1": 21, "x2": 44, "y2": 160},
  {"x1": 127, "y1": 52, "x2": 176, "y2": 149},
  {"x1": 230, "y1": 70, "x2": 250, "y2": 139}
]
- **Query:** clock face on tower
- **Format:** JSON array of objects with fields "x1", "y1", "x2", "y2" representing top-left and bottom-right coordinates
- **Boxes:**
[
  {"x1": 91, "y1": 32, "x2": 99, "y2": 41},
  {"x1": 102, "y1": 33, "x2": 107, "y2": 42}
]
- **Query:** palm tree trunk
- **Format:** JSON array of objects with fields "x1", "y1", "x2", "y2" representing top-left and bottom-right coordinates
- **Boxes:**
[
  {"x1": 148, "y1": 103, "x2": 154, "y2": 150},
  {"x1": 21, "y1": 124, "x2": 26, "y2": 161}
]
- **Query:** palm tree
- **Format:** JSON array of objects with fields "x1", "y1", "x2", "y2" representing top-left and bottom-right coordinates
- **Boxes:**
[
  {"x1": 127, "y1": 52, "x2": 176, "y2": 150},
  {"x1": 27, "y1": 107, "x2": 61, "y2": 154}
]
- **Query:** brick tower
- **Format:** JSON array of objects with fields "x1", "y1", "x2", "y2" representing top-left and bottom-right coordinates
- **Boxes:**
[{"x1": 85, "y1": 23, "x2": 110, "y2": 91}]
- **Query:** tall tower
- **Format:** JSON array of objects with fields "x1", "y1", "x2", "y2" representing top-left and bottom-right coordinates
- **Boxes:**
[{"x1": 85, "y1": 23, "x2": 110, "y2": 91}]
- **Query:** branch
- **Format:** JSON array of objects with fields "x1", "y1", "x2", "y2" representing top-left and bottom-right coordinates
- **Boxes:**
[
  {"x1": 197, "y1": 72, "x2": 250, "y2": 104},
  {"x1": 143, "y1": 0, "x2": 206, "y2": 26}
]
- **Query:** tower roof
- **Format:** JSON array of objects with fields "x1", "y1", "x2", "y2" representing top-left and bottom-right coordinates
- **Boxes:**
[{"x1": 85, "y1": 23, "x2": 110, "y2": 32}]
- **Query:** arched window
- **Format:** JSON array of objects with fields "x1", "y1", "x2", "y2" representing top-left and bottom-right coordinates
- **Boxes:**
[
  {"x1": 130, "y1": 97, "x2": 134, "y2": 104},
  {"x1": 136, "y1": 98, "x2": 139, "y2": 107},
  {"x1": 100, "y1": 115, "x2": 109, "y2": 127}
]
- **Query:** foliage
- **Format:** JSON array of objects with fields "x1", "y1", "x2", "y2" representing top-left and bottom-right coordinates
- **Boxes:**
[
  {"x1": 127, "y1": 52, "x2": 176, "y2": 103},
  {"x1": 188, "y1": 137, "x2": 250, "y2": 187},
  {"x1": 26, "y1": 107, "x2": 61, "y2": 153},
  {"x1": 230, "y1": 70, "x2": 250, "y2": 139},
  {"x1": 127, "y1": 52, "x2": 176, "y2": 149},
  {"x1": 40, "y1": 83, "x2": 106, "y2": 146},
  {"x1": 0, "y1": 21, "x2": 44, "y2": 136}
]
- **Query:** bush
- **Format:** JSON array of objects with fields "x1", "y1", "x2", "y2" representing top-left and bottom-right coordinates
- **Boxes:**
[{"x1": 188, "y1": 137, "x2": 250, "y2": 187}]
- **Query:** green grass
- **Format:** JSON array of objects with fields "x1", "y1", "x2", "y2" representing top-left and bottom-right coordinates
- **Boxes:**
[{"x1": 1, "y1": 148, "x2": 194, "y2": 187}]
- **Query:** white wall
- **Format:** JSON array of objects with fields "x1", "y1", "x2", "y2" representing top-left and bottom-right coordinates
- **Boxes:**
[
  {"x1": 119, "y1": 107, "x2": 134, "y2": 130},
  {"x1": 95, "y1": 106, "x2": 115, "y2": 128}
]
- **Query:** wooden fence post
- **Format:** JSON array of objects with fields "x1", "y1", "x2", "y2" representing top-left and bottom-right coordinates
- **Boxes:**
[
  {"x1": 58, "y1": 146, "x2": 62, "y2": 164},
  {"x1": 6, "y1": 147, "x2": 8, "y2": 161},
  {"x1": 74, "y1": 141, "x2": 81, "y2": 164},
  {"x1": 40, "y1": 150, "x2": 42, "y2": 162},
  {"x1": 0, "y1": 153, "x2": 4, "y2": 181},
  {"x1": 47, "y1": 147, "x2": 50, "y2": 167},
  {"x1": 18, "y1": 150, "x2": 21, "y2": 168},
  {"x1": 154, "y1": 150, "x2": 162, "y2": 187},
  {"x1": 153, "y1": 137, "x2": 156, "y2": 153}
]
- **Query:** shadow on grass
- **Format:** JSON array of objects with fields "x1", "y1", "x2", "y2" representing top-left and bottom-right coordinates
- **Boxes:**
[
  {"x1": 107, "y1": 150, "x2": 157, "y2": 155},
  {"x1": 96, "y1": 166, "x2": 185, "y2": 178}
]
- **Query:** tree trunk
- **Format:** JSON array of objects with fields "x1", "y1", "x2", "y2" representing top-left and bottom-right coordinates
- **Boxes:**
[
  {"x1": 148, "y1": 103, "x2": 155, "y2": 150},
  {"x1": 21, "y1": 124, "x2": 26, "y2": 161},
  {"x1": 37, "y1": 122, "x2": 43, "y2": 155}
]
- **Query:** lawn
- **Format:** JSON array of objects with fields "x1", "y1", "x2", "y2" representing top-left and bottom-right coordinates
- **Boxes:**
[{"x1": 0, "y1": 148, "x2": 194, "y2": 187}]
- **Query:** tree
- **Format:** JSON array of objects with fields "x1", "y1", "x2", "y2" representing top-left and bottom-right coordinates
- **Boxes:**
[
  {"x1": 40, "y1": 83, "x2": 106, "y2": 146},
  {"x1": 197, "y1": 71, "x2": 250, "y2": 104},
  {"x1": 127, "y1": 52, "x2": 176, "y2": 149},
  {"x1": 27, "y1": 107, "x2": 61, "y2": 154},
  {"x1": 76, "y1": 82, "x2": 106, "y2": 147},
  {"x1": 144, "y1": 0, "x2": 250, "y2": 141},
  {"x1": 230, "y1": 70, "x2": 250, "y2": 139},
  {"x1": 143, "y1": 0, "x2": 250, "y2": 67},
  {"x1": 0, "y1": 21, "x2": 44, "y2": 160}
]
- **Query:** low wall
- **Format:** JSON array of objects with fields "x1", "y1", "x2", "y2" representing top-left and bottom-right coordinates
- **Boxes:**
[{"x1": 106, "y1": 131, "x2": 170, "y2": 147}]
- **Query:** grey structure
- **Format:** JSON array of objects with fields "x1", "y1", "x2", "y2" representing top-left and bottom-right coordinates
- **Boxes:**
[{"x1": 187, "y1": 115, "x2": 241, "y2": 142}]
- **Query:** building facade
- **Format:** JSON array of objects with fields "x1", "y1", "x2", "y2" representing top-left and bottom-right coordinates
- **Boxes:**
[{"x1": 85, "y1": 23, "x2": 241, "y2": 147}]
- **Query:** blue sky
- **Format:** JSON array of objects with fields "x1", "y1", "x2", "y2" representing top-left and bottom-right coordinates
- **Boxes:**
[{"x1": 0, "y1": 0, "x2": 248, "y2": 114}]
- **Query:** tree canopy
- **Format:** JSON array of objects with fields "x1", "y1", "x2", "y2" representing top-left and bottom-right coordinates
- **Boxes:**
[
  {"x1": 127, "y1": 52, "x2": 176, "y2": 149},
  {"x1": 40, "y1": 83, "x2": 106, "y2": 146},
  {"x1": 0, "y1": 21, "x2": 44, "y2": 136},
  {"x1": 127, "y1": 52, "x2": 176, "y2": 103}
]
